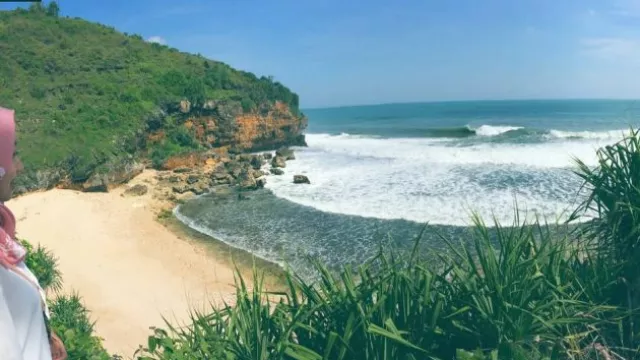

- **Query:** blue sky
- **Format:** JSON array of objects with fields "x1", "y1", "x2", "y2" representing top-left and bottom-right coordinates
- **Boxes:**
[{"x1": 3, "y1": 0, "x2": 640, "y2": 108}]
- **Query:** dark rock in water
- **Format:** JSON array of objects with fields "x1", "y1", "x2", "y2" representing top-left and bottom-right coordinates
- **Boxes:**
[
  {"x1": 271, "y1": 156, "x2": 287, "y2": 168},
  {"x1": 236, "y1": 170, "x2": 257, "y2": 191},
  {"x1": 270, "y1": 168, "x2": 284, "y2": 175},
  {"x1": 250, "y1": 155, "x2": 265, "y2": 170},
  {"x1": 186, "y1": 174, "x2": 201, "y2": 184},
  {"x1": 173, "y1": 167, "x2": 192, "y2": 174},
  {"x1": 124, "y1": 184, "x2": 148, "y2": 196},
  {"x1": 262, "y1": 152, "x2": 273, "y2": 160},
  {"x1": 276, "y1": 147, "x2": 296, "y2": 160},
  {"x1": 256, "y1": 177, "x2": 267, "y2": 188},
  {"x1": 293, "y1": 175, "x2": 310, "y2": 184}
]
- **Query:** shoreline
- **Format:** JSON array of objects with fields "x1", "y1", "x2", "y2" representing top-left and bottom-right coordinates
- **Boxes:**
[
  {"x1": 159, "y1": 208, "x2": 288, "y2": 291},
  {"x1": 7, "y1": 168, "x2": 287, "y2": 358}
]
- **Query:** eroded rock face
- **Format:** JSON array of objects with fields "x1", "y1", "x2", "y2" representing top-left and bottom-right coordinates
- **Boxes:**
[{"x1": 152, "y1": 100, "x2": 307, "y2": 154}]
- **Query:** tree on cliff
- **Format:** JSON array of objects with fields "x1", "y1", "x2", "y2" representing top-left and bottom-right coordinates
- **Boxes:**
[{"x1": 46, "y1": 1, "x2": 60, "y2": 17}]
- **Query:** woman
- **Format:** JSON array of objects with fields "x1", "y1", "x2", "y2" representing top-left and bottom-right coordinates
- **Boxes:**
[{"x1": 0, "y1": 107, "x2": 67, "y2": 360}]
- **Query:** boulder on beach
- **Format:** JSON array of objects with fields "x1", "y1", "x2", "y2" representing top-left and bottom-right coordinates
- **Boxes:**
[
  {"x1": 123, "y1": 184, "x2": 148, "y2": 196},
  {"x1": 251, "y1": 169, "x2": 266, "y2": 179},
  {"x1": 211, "y1": 166, "x2": 230, "y2": 180},
  {"x1": 237, "y1": 154, "x2": 254, "y2": 163},
  {"x1": 236, "y1": 170, "x2": 257, "y2": 191},
  {"x1": 172, "y1": 184, "x2": 189, "y2": 194},
  {"x1": 270, "y1": 168, "x2": 284, "y2": 175},
  {"x1": 186, "y1": 174, "x2": 201, "y2": 184},
  {"x1": 256, "y1": 177, "x2": 267, "y2": 189},
  {"x1": 276, "y1": 147, "x2": 296, "y2": 160},
  {"x1": 191, "y1": 182, "x2": 209, "y2": 195},
  {"x1": 173, "y1": 167, "x2": 192, "y2": 174},
  {"x1": 225, "y1": 160, "x2": 246, "y2": 178},
  {"x1": 262, "y1": 152, "x2": 273, "y2": 160},
  {"x1": 271, "y1": 156, "x2": 287, "y2": 168},
  {"x1": 293, "y1": 175, "x2": 310, "y2": 184}
]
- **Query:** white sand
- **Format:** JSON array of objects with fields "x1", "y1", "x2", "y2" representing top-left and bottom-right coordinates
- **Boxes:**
[{"x1": 7, "y1": 171, "x2": 239, "y2": 358}]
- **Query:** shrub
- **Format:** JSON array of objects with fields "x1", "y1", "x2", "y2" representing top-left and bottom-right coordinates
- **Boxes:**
[
  {"x1": 48, "y1": 293, "x2": 112, "y2": 360},
  {"x1": 19, "y1": 239, "x2": 63, "y2": 293}
]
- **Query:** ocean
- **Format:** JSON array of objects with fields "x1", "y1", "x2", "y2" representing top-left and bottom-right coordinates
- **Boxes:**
[{"x1": 175, "y1": 99, "x2": 640, "y2": 278}]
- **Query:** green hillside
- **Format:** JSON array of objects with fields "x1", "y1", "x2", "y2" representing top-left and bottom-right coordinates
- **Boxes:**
[{"x1": 0, "y1": 3, "x2": 303, "y2": 191}]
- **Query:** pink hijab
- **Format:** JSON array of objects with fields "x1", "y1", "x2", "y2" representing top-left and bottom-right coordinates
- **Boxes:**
[{"x1": 0, "y1": 107, "x2": 25, "y2": 268}]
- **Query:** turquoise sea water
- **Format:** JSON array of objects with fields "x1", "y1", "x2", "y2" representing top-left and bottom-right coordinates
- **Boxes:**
[{"x1": 176, "y1": 100, "x2": 640, "y2": 277}]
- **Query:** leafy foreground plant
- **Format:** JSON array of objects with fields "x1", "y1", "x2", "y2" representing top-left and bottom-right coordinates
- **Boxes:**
[
  {"x1": 571, "y1": 127, "x2": 640, "y2": 356},
  {"x1": 48, "y1": 293, "x2": 112, "y2": 360},
  {"x1": 135, "y1": 213, "x2": 636, "y2": 360}
]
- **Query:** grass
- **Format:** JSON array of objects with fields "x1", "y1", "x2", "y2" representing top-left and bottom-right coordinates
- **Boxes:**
[{"x1": 133, "y1": 129, "x2": 640, "y2": 360}]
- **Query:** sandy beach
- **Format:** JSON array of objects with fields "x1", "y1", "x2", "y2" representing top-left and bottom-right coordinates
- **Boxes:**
[{"x1": 6, "y1": 170, "x2": 241, "y2": 358}]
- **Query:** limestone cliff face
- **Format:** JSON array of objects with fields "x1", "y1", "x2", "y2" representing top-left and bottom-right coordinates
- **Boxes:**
[
  {"x1": 152, "y1": 99, "x2": 307, "y2": 154},
  {"x1": 232, "y1": 101, "x2": 307, "y2": 151}
]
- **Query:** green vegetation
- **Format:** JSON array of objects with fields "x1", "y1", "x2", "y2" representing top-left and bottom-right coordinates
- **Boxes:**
[
  {"x1": 133, "y1": 131, "x2": 640, "y2": 360},
  {"x1": 0, "y1": 2, "x2": 302, "y2": 191},
  {"x1": 20, "y1": 238, "x2": 112, "y2": 359}
]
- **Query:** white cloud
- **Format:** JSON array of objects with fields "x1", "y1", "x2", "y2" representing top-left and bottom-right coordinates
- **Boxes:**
[
  {"x1": 147, "y1": 36, "x2": 167, "y2": 45},
  {"x1": 581, "y1": 37, "x2": 640, "y2": 58}
]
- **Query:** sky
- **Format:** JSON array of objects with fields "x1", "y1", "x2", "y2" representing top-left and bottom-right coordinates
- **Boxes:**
[{"x1": 2, "y1": 0, "x2": 640, "y2": 108}]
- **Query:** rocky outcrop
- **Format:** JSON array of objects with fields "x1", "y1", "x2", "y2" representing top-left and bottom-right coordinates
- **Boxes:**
[
  {"x1": 270, "y1": 168, "x2": 284, "y2": 176},
  {"x1": 82, "y1": 161, "x2": 145, "y2": 192},
  {"x1": 155, "y1": 151, "x2": 277, "y2": 196}
]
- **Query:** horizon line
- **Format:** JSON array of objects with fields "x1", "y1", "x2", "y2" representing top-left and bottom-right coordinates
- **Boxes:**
[{"x1": 302, "y1": 97, "x2": 640, "y2": 111}]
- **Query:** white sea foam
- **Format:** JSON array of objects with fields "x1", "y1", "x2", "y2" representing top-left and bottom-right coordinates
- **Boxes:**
[
  {"x1": 265, "y1": 133, "x2": 618, "y2": 226},
  {"x1": 474, "y1": 125, "x2": 522, "y2": 136},
  {"x1": 548, "y1": 129, "x2": 628, "y2": 140}
]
